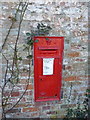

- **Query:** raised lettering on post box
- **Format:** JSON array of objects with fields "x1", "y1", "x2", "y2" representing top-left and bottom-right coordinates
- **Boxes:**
[{"x1": 34, "y1": 36, "x2": 64, "y2": 102}]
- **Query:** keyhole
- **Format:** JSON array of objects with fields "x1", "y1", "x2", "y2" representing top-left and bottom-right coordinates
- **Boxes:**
[{"x1": 55, "y1": 94, "x2": 57, "y2": 97}]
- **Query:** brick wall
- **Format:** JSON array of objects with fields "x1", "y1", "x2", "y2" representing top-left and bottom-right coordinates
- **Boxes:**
[
  {"x1": 0, "y1": 1, "x2": 2, "y2": 119},
  {"x1": 0, "y1": 0, "x2": 88, "y2": 119}
]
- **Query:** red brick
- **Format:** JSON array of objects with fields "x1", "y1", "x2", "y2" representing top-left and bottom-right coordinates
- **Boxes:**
[
  {"x1": 16, "y1": 103, "x2": 32, "y2": 108},
  {"x1": 3, "y1": 92, "x2": 10, "y2": 96},
  {"x1": 43, "y1": 106, "x2": 50, "y2": 110},
  {"x1": 65, "y1": 66, "x2": 72, "y2": 70},
  {"x1": 25, "y1": 91, "x2": 32, "y2": 95},
  {"x1": 7, "y1": 108, "x2": 21, "y2": 113},
  {"x1": 20, "y1": 72, "x2": 29, "y2": 77},
  {"x1": 19, "y1": 79, "x2": 29, "y2": 84},
  {"x1": 16, "y1": 104, "x2": 26, "y2": 108},
  {"x1": 27, "y1": 84, "x2": 33, "y2": 90},
  {"x1": 11, "y1": 92, "x2": 19, "y2": 97},
  {"x1": 47, "y1": 111, "x2": 56, "y2": 114},
  {"x1": 75, "y1": 58, "x2": 85, "y2": 62},
  {"x1": 22, "y1": 84, "x2": 33, "y2": 90},
  {"x1": 23, "y1": 107, "x2": 39, "y2": 112},
  {"x1": 67, "y1": 52, "x2": 80, "y2": 57},
  {"x1": 60, "y1": 2, "x2": 65, "y2": 6},
  {"x1": 80, "y1": 87, "x2": 88, "y2": 91},
  {"x1": 31, "y1": 112, "x2": 39, "y2": 117},
  {"x1": 64, "y1": 76, "x2": 81, "y2": 81}
]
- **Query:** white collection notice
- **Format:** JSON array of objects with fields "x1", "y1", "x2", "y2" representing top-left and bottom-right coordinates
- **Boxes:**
[{"x1": 43, "y1": 58, "x2": 54, "y2": 75}]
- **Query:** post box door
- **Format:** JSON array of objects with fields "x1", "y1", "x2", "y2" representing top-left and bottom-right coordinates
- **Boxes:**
[
  {"x1": 37, "y1": 58, "x2": 61, "y2": 98},
  {"x1": 34, "y1": 36, "x2": 64, "y2": 102}
]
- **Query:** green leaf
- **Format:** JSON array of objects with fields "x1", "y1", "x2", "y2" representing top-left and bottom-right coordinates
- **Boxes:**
[
  {"x1": 27, "y1": 37, "x2": 31, "y2": 40},
  {"x1": 47, "y1": 26, "x2": 52, "y2": 29},
  {"x1": 27, "y1": 55, "x2": 33, "y2": 59},
  {"x1": 18, "y1": 57, "x2": 22, "y2": 61},
  {"x1": 46, "y1": 38, "x2": 49, "y2": 40},
  {"x1": 12, "y1": 17, "x2": 17, "y2": 22},
  {"x1": 34, "y1": 39, "x2": 39, "y2": 43},
  {"x1": 86, "y1": 94, "x2": 90, "y2": 98},
  {"x1": 86, "y1": 89, "x2": 90, "y2": 93},
  {"x1": 31, "y1": 32, "x2": 36, "y2": 36},
  {"x1": 26, "y1": 32, "x2": 31, "y2": 36},
  {"x1": 23, "y1": 68, "x2": 27, "y2": 72},
  {"x1": 37, "y1": 23, "x2": 40, "y2": 29},
  {"x1": 27, "y1": 40, "x2": 34, "y2": 45}
]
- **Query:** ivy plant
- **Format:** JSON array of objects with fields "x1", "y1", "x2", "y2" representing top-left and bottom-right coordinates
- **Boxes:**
[
  {"x1": 64, "y1": 88, "x2": 90, "y2": 119},
  {"x1": 25, "y1": 23, "x2": 52, "y2": 48}
]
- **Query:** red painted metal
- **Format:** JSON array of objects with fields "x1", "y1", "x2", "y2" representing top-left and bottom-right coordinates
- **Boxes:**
[{"x1": 34, "y1": 36, "x2": 64, "y2": 102}]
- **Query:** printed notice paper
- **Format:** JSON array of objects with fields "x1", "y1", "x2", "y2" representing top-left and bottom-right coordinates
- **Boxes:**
[{"x1": 43, "y1": 58, "x2": 54, "y2": 75}]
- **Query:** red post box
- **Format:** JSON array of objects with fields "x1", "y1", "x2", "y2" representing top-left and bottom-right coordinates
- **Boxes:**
[{"x1": 34, "y1": 36, "x2": 64, "y2": 102}]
